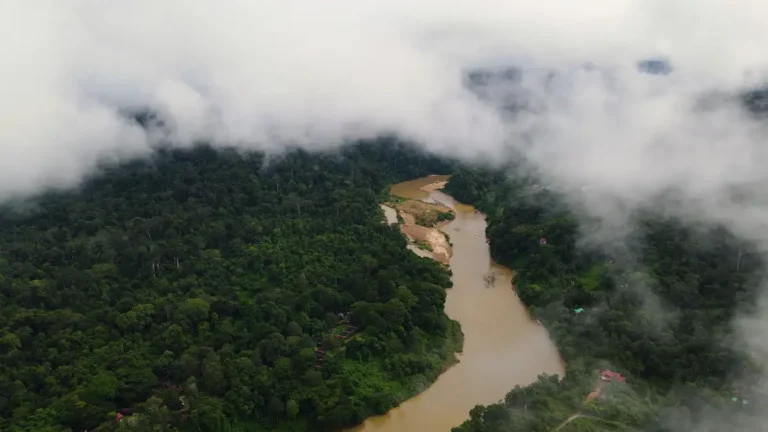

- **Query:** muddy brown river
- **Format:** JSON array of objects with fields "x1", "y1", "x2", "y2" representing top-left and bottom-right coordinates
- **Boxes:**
[{"x1": 352, "y1": 178, "x2": 564, "y2": 432}]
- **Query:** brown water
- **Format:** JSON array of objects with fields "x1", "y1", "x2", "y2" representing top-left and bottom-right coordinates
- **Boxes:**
[
  {"x1": 380, "y1": 204, "x2": 398, "y2": 225},
  {"x1": 389, "y1": 175, "x2": 451, "y2": 200},
  {"x1": 353, "y1": 182, "x2": 564, "y2": 432}
]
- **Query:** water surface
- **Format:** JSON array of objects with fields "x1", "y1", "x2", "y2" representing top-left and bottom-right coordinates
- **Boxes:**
[{"x1": 352, "y1": 186, "x2": 564, "y2": 432}]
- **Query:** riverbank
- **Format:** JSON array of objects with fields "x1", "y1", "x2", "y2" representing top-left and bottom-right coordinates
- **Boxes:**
[
  {"x1": 445, "y1": 167, "x2": 766, "y2": 432},
  {"x1": 384, "y1": 176, "x2": 455, "y2": 264},
  {"x1": 354, "y1": 177, "x2": 563, "y2": 432}
]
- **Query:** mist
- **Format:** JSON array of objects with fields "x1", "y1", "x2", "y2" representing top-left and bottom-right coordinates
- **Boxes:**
[
  {"x1": 3, "y1": 0, "x2": 766, "y2": 200},
  {"x1": 3, "y1": 0, "x2": 768, "y2": 429}
]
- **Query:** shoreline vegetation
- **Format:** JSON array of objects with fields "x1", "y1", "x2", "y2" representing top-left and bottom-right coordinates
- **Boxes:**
[
  {"x1": 0, "y1": 142, "x2": 465, "y2": 432},
  {"x1": 3, "y1": 140, "x2": 761, "y2": 432},
  {"x1": 445, "y1": 167, "x2": 762, "y2": 432},
  {"x1": 355, "y1": 176, "x2": 564, "y2": 432}
]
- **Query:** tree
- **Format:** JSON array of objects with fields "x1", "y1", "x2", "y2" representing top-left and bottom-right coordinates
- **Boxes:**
[
  {"x1": 0, "y1": 141, "x2": 461, "y2": 432},
  {"x1": 286, "y1": 399, "x2": 299, "y2": 419}
]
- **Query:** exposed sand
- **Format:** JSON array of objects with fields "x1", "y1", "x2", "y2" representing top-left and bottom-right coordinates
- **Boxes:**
[
  {"x1": 419, "y1": 180, "x2": 449, "y2": 193},
  {"x1": 401, "y1": 211, "x2": 416, "y2": 226},
  {"x1": 400, "y1": 222, "x2": 452, "y2": 264},
  {"x1": 386, "y1": 175, "x2": 456, "y2": 264},
  {"x1": 393, "y1": 200, "x2": 452, "y2": 227},
  {"x1": 407, "y1": 244, "x2": 433, "y2": 259}
]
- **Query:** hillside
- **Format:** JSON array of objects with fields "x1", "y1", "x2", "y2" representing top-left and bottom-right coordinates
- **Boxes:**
[
  {"x1": 3, "y1": 139, "x2": 766, "y2": 432},
  {"x1": 0, "y1": 142, "x2": 463, "y2": 432},
  {"x1": 446, "y1": 167, "x2": 762, "y2": 431}
]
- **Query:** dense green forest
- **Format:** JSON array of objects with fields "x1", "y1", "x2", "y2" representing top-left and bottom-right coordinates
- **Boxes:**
[
  {"x1": 446, "y1": 168, "x2": 763, "y2": 431},
  {"x1": 4, "y1": 98, "x2": 767, "y2": 432},
  {"x1": 0, "y1": 141, "x2": 464, "y2": 432}
]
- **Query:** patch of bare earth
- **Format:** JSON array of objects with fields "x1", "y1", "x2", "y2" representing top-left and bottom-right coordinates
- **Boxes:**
[
  {"x1": 419, "y1": 180, "x2": 448, "y2": 192},
  {"x1": 400, "y1": 223, "x2": 452, "y2": 264},
  {"x1": 387, "y1": 176, "x2": 455, "y2": 264},
  {"x1": 401, "y1": 211, "x2": 416, "y2": 226},
  {"x1": 394, "y1": 200, "x2": 452, "y2": 227},
  {"x1": 397, "y1": 202, "x2": 453, "y2": 265}
]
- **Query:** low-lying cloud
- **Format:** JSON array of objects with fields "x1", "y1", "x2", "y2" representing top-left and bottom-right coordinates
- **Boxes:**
[
  {"x1": 3, "y1": 0, "x2": 768, "y2": 428},
  {"x1": 4, "y1": 0, "x2": 767, "y2": 202}
]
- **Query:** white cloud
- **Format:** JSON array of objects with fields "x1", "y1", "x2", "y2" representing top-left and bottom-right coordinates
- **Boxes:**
[{"x1": 3, "y1": 0, "x2": 767, "y2": 200}]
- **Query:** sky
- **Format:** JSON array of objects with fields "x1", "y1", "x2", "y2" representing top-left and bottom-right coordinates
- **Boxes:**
[{"x1": 3, "y1": 0, "x2": 768, "y2": 429}]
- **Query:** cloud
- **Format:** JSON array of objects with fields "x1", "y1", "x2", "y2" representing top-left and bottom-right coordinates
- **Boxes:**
[{"x1": 2, "y1": 0, "x2": 766, "y2": 200}]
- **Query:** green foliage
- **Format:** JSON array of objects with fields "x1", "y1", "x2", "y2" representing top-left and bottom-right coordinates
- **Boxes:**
[
  {"x1": 446, "y1": 167, "x2": 763, "y2": 431},
  {"x1": 436, "y1": 211, "x2": 456, "y2": 223},
  {"x1": 415, "y1": 240, "x2": 433, "y2": 252},
  {"x1": 0, "y1": 141, "x2": 463, "y2": 432}
]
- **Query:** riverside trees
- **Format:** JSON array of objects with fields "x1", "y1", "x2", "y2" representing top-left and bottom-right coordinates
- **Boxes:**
[
  {"x1": 447, "y1": 168, "x2": 762, "y2": 432},
  {"x1": 0, "y1": 141, "x2": 462, "y2": 432}
]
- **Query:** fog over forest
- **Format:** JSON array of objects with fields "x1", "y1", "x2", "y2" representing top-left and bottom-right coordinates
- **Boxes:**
[{"x1": 2, "y1": 1, "x2": 768, "y2": 430}]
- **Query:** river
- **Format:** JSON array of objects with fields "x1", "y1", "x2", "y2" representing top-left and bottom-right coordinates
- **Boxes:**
[{"x1": 354, "y1": 177, "x2": 564, "y2": 432}]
